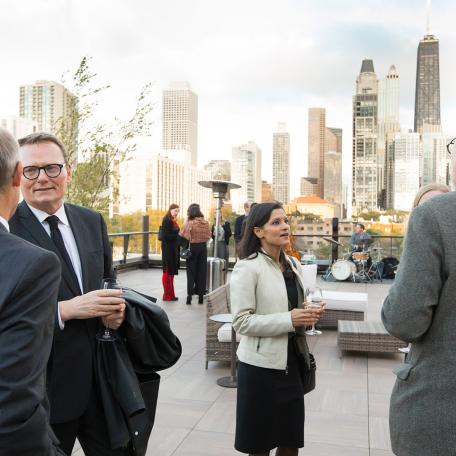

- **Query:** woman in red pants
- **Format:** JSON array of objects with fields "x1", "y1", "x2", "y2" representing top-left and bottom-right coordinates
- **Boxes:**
[{"x1": 160, "y1": 204, "x2": 180, "y2": 301}]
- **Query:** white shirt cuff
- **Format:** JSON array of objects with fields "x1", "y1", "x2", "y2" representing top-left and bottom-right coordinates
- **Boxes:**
[{"x1": 58, "y1": 303, "x2": 65, "y2": 330}]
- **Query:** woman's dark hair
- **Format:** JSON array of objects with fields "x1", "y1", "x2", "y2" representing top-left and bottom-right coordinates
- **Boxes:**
[
  {"x1": 239, "y1": 201, "x2": 284, "y2": 259},
  {"x1": 187, "y1": 203, "x2": 204, "y2": 220},
  {"x1": 165, "y1": 203, "x2": 179, "y2": 220}
]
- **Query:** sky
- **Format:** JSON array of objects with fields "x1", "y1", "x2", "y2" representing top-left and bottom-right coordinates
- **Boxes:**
[{"x1": 1, "y1": 0, "x2": 455, "y2": 198}]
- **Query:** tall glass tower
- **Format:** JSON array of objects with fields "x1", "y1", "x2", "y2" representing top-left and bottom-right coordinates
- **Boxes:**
[{"x1": 414, "y1": 34, "x2": 440, "y2": 133}]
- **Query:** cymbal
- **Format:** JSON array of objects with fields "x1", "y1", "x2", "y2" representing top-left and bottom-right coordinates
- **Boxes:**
[{"x1": 322, "y1": 237, "x2": 343, "y2": 246}]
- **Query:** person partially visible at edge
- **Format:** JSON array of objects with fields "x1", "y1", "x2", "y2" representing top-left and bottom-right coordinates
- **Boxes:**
[
  {"x1": 230, "y1": 202, "x2": 323, "y2": 456},
  {"x1": 234, "y1": 201, "x2": 251, "y2": 254},
  {"x1": 211, "y1": 213, "x2": 232, "y2": 267},
  {"x1": 349, "y1": 222, "x2": 372, "y2": 252},
  {"x1": 9, "y1": 132, "x2": 127, "y2": 455},
  {"x1": 397, "y1": 183, "x2": 450, "y2": 356},
  {"x1": 179, "y1": 203, "x2": 211, "y2": 305},
  {"x1": 161, "y1": 203, "x2": 180, "y2": 301},
  {"x1": 0, "y1": 128, "x2": 65, "y2": 455},
  {"x1": 381, "y1": 149, "x2": 456, "y2": 454}
]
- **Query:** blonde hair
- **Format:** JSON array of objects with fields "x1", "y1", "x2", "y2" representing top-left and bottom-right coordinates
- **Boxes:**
[{"x1": 412, "y1": 183, "x2": 450, "y2": 209}]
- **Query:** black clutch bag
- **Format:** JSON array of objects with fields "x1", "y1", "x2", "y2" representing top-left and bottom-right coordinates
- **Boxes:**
[{"x1": 180, "y1": 248, "x2": 192, "y2": 260}]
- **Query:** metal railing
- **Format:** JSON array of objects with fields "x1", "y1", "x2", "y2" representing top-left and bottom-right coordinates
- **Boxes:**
[{"x1": 109, "y1": 216, "x2": 405, "y2": 271}]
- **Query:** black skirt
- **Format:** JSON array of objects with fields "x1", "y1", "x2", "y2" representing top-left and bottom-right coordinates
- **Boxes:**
[{"x1": 235, "y1": 342, "x2": 304, "y2": 454}]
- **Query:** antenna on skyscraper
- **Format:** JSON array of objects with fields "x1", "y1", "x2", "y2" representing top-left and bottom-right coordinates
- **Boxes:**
[{"x1": 426, "y1": 0, "x2": 432, "y2": 34}]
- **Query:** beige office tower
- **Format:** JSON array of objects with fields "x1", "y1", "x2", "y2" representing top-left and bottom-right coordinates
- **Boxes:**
[
  {"x1": 272, "y1": 122, "x2": 290, "y2": 204},
  {"x1": 19, "y1": 80, "x2": 76, "y2": 134},
  {"x1": 303, "y1": 108, "x2": 326, "y2": 197},
  {"x1": 231, "y1": 141, "x2": 262, "y2": 213},
  {"x1": 261, "y1": 180, "x2": 273, "y2": 202},
  {"x1": 352, "y1": 59, "x2": 379, "y2": 214},
  {"x1": 378, "y1": 65, "x2": 400, "y2": 209},
  {"x1": 162, "y1": 82, "x2": 198, "y2": 167},
  {"x1": 0, "y1": 115, "x2": 38, "y2": 139},
  {"x1": 324, "y1": 128, "x2": 343, "y2": 217}
]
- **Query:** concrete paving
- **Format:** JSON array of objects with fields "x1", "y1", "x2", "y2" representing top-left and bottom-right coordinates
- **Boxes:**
[{"x1": 73, "y1": 268, "x2": 400, "y2": 455}]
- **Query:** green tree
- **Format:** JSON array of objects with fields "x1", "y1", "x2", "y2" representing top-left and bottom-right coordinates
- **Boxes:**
[
  {"x1": 56, "y1": 57, "x2": 154, "y2": 216},
  {"x1": 359, "y1": 210, "x2": 381, "y2": 221}
]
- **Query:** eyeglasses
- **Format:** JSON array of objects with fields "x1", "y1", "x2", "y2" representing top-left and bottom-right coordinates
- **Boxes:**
[
  {"x1": 22, "y1": 164, "x2": 65, "y2": 180},
  {"x1": 447, "y1": 138, "x2": 456, "y2": 156}
]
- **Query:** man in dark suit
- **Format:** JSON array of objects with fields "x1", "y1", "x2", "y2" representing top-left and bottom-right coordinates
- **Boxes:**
[
  {"x1": 10, "y1": 132, "x2": 127, "y2": 455},
  {"x1": 0, "y1": 128, "x2": 64, "y2": 455}
]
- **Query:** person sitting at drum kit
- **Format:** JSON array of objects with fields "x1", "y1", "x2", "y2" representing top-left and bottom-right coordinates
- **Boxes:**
[{"x1": 350, "y1": 223, "x2": 372, "y2": 252}]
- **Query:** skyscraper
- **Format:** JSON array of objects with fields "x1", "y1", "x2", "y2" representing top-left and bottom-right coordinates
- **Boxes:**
[
  {"x1": 421, "y1": 132, "x2": 448, "y2": 186},
  {"x1": 378, "y1": 65, "x2": 401, "y2": 209},
  {"x1": 272, "y1": 122, "x2": 290, "y2": 204},
  {"x1": 352, "y1": 59, "x2": 379, "y2": 213},
  {"x1": 162, "y1": 81, "x2": 198, "y2": 166},
  {"x1": 414, "y1": 33, "x2": 440, "y2": 133},
  {"x1": 19, "y1": 80, "x2": 76, "y2": 134},
  {"x1": 231, "y1": 141, "x2": 262, "y2": 213},
  {"x1": 324, "y1": 127, "x2": 343, "y2": 216},
  {"x1": 303, "y1": 108, "x2": 326, "y2": 198}
]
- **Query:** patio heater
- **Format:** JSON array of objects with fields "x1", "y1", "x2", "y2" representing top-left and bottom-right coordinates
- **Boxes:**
[{"x1": 198, "y1": 180, "x2": 241, "y2": 291}]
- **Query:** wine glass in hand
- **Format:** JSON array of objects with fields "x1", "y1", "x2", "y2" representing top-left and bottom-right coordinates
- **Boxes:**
[
  {"x1": 305, "y1": 287, "x2": 324, "y2": 336},
  {"x1": 96, "y1": 278, "x2": 121, "y2": 342}
]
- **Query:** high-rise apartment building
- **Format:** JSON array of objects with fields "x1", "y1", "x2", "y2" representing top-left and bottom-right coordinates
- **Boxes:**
[
  {"x1": 393, "y1": 132, "x2": 421, "y2": 210},
  {"x1": 378, "y1": 65, "x2": 401, "y2": 209},
  {"x1": 352, "y1": 59, "x2": 379, "y2": 213},
  {"x1": 414, "y1": 33, "x2": 440, "y2": 133},
  {"x1": 162, "y1": 82, "x2": 198, "y2": 166},
  {"x1": 111, "y1": 153, "x2": 212, "y2": 217},
  {"x1": 231, "y1": 141, "x2": 262, "y2": 213},
  {"x1": 272, "y1": 122, "x2": 290, "y2": 204},
  {"x1": 421, "y1": 132, "x2": 448, "y2": 186},
  {"x1": 19, "y1": 80, "x2": 76, "y2": 134},
  {"x1": 261, "y1": 180, "x2": 273, "y2": 203}
]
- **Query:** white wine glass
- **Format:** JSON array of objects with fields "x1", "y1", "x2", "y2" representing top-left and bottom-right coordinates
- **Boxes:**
[
  {"x1": 96, "y1": 278, "x2": 121, "y2": 342},
  {"x1": 305, "y1": 287, "x2": 324, "y2": 336}
]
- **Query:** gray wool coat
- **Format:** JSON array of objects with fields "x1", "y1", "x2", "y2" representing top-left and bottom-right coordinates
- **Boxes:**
[{"x1": 382, "y1": 191, "x2": 456, "y2": 456}]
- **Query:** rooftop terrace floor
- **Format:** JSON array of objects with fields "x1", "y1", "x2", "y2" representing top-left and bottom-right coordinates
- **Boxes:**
[{"x1": 74, "y1": 268, "x2": 399, "y2": 456}]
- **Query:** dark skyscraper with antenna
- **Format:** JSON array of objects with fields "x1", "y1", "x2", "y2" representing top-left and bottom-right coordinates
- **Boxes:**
[{"x1": 414, "y1": 8, "x2": 441, "y2": 133}]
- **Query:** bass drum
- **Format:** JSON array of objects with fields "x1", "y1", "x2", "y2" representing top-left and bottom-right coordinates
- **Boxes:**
[
  {"x1": 332, "y1": 259, "x2": 356, "y2": 281},
  {"x1": 381, "y1": 257, "x2": 399, "y2": 279}
]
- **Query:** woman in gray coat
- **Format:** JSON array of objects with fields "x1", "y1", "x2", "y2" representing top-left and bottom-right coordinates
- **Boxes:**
[{"x1": 382, "y1": 191, "x2": 456, "y2": 456}]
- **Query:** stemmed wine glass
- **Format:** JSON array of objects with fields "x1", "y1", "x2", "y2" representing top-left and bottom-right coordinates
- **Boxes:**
[
  {"x1": 96, "y1": 278, "x2": 121, "y2": 342},
  {"x1": 305, "y1": 287, "x2": 324, "y2": 336}
]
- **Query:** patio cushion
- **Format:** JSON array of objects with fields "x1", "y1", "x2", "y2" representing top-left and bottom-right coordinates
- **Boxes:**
[{"x1": 322, "y1": 290, "x2": 368, "y2": 312}]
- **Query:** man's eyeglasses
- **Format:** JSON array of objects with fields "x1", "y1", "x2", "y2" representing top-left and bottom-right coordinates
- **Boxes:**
[
  {"x1": 447, "y1": 138, "x2": 456, "y2": 156},
  {"x1": 22, "y1": 164, "x2": 65, "y2": 180}
]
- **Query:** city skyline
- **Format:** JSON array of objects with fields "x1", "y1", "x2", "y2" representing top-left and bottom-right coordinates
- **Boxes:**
[{"x1": 0, "y1": 1, "x2": 455, "y2": 200}]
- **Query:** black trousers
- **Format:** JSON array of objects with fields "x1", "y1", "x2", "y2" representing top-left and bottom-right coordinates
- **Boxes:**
[
  {"x1": 186, "y1": 242, "x2": 207, "y2": 296},
  {"x1": 52, "y1": 386, "x2": 130, "y2": 456}
]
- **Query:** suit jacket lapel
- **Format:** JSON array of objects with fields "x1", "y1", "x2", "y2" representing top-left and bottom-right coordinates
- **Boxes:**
[
  {"x1": 65, "y1": 204, "x2": 89, "y2": 294},
  {"x1": 17, "y1": 201, "x2": 81, "y2": 296}
]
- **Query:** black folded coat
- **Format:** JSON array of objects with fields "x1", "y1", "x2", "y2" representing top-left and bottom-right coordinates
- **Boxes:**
[{"x1": 96, "y1": 288, "x2": 182, "y2": 455}]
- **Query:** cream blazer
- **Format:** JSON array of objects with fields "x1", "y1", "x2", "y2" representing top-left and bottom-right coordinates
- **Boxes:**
[{"x1": 230, "y1": 251, "x2": 308, "y2": 370}]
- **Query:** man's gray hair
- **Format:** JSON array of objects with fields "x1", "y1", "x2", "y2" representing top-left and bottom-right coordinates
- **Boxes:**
[{"x1": 0, "y1": 128, "x2": 19, "y2": 191}]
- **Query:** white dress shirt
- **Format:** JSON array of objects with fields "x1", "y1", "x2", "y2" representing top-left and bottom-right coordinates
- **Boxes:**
[
  {"x1": 27, "y1": 203, "x2": 84, "y2": 329},
  {"x1": 0, "y1": 215, "x2": 9, "y2": 232}
]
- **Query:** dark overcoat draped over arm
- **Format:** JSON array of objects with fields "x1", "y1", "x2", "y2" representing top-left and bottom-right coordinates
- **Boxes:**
[
  {"x1": 161, "y1": 216, "x2": 180, "y2": 275},
  {"x1": 96, "y1": 288, "x2": 182, "y2": 455}
]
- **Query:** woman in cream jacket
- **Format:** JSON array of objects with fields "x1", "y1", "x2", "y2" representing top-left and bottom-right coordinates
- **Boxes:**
[{"x1": 231, "y1": 202, "x2": 323, "y2": 456}]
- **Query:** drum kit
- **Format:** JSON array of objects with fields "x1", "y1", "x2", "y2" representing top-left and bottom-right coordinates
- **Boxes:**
[{"x1": 322, "y1": 238, "x2": 386, "y2": 283}]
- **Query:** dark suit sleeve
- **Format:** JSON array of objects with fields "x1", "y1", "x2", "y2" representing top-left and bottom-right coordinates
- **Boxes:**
[
  {"x1": 234, "y1": 216, "x2": 243, "y2": 242},
  {"x1": 0, "y1": 249, "x2": 62, "y2": 455},
  {"x1": 100, "y1": 213, "x2": 115, "y2": 279}
]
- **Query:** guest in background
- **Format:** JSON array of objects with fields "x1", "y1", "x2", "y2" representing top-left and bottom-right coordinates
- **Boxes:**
[
  {"x1": 211, "y1": 213, "x2": 232, "y2": 267},
  {"x1": 160, "y1": 204, "x2": 180, "y2": 301},
  {"x1": 234, "y1": 201, "x2": 251, "y2": 255},
  {"x1": 179, "y1": 203, "x2": 211, "y2": 305}
]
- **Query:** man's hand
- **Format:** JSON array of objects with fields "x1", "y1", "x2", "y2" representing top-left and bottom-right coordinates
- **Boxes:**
[
  {"x1": 59, "y1": 289, "x2": 125, "y2": 322},
  {"x1": 101, "y1": 308, "x2": 126, "y2": 330}
]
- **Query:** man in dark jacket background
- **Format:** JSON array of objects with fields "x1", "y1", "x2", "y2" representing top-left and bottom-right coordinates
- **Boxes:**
[{"x1": 234, "y1": 201, "x2": 251, "y2": 255}]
